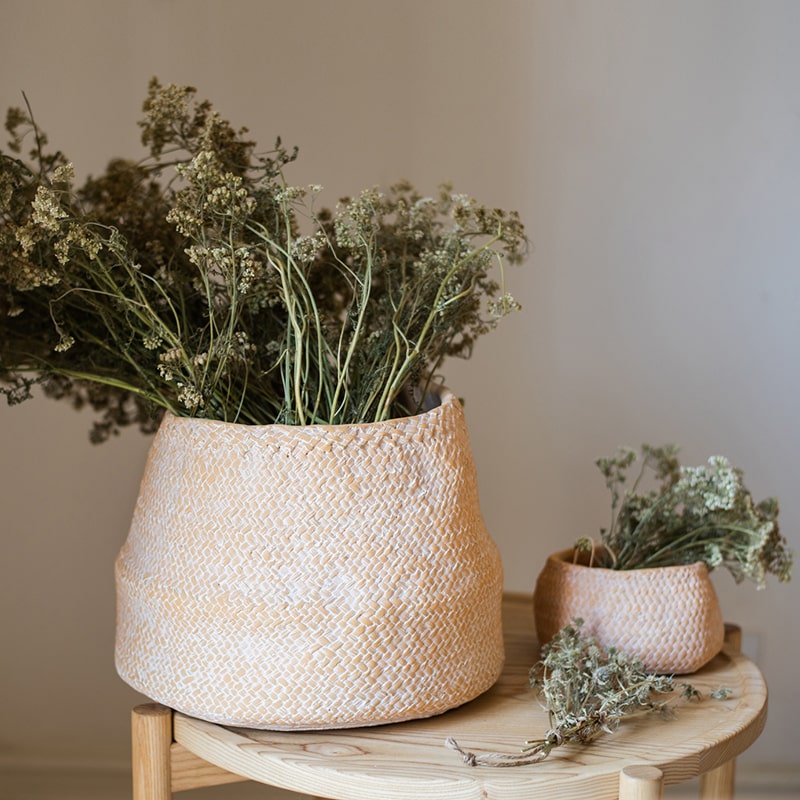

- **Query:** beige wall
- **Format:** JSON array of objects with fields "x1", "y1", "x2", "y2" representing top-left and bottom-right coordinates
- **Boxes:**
[{"x1": 2, "y1": 0, "x2": 798, "y2": 771}]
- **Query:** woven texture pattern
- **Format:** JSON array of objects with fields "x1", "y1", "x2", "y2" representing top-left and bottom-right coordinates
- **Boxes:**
[
  {"x1": 533, "y1": 549, "x2": 725, "y2": 674},
  {"x1": 115, "y1": 389, "x2": 504, "y2": 729}
]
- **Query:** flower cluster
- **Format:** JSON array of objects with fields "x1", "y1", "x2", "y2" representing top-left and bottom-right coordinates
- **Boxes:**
[
  {"x1": 0, "y1": 79, "x2": 526, "y2": 439},
  {"x1": 581, "y1": 444, "x2": 793, "y2": 587}
]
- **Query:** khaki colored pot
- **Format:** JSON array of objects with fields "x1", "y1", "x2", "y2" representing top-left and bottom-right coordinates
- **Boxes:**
[
  {"x1": 533, "y1": 549, "x2": 725, "y2": 673},
  {"x1": 115, "y1": 388, "x2": 504, "y2": 729}
]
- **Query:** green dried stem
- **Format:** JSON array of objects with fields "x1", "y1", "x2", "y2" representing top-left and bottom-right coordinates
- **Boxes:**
[
  {"x1": 1, "y1": 79, "x2": 526, "y2": 440},
  {"x1": 585, "y1": 445, "x2": 793, "y2": 588}
]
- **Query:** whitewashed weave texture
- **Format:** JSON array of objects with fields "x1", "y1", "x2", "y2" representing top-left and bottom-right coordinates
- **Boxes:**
[{"x1": 115, "y1": 389, "x2": 505, "y2": 729}]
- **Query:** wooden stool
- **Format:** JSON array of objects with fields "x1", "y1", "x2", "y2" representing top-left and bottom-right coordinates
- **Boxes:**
[{"x1": 131, "y1": 595, "x2": 764, "y2": 800}]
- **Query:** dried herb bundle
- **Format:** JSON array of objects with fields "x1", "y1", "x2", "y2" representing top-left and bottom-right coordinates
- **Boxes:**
[
  {"x1": 579, "y1": 445, "x2": 792, "y2": 587},
  {"x1": 447, "y1": 619, "x2": 711, "y2": 768},
  {"x1": 1, "y1": 79, "x2": 526, "y2": 440}
]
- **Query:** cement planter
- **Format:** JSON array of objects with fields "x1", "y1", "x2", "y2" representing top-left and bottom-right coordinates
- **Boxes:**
[
  {"x1": 533, "y1": 548, "x2": 725, "y2": 673},
  {"x1": 115, "y1": 388, "x2": 504, "y2": 729}
]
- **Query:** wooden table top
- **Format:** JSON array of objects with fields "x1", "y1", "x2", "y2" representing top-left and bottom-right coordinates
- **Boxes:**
[{"x1": 173, "y1": 593, "x2": 767, "y2": 800}]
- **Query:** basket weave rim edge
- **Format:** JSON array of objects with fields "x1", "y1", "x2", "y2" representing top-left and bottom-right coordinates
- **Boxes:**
[
  {"x1": 548, "y1": 548, "x2": 712, "y2": 576},
  {"x1": 157, "y1": 386, "x2": 459, "y2": 434}
]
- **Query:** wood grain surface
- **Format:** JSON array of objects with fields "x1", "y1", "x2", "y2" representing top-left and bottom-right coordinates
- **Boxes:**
[{"x1": 172, "y1": 593, "x2": 767, "y2": 800}]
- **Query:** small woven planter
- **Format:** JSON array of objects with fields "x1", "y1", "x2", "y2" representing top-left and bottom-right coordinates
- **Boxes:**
[
  {"x1": 115, "y1": 388, "x2": 504, "y2": 730},
  {"x1": 533, "y1": 549, "x2": 725, "y2": 674}
]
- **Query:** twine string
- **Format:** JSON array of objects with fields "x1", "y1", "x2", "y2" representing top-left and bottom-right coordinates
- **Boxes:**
[{"x1": 445, "y1": 737, "x2": 553, "y2": 768}]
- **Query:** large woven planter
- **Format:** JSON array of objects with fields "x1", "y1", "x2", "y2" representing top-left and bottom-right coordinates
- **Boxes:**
[
  {"x1": 533, "y1": 549, "x2": 725, "y2": 674},
  {"x1": 115, "y1": 388, "x2": 504, "y2": 729}
]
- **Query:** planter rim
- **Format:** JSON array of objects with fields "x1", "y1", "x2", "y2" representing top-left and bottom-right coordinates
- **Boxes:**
[
  {"x1": 160, "y1": 386, "x2": 455, "y2": 433},
  {"x1": 548, "y1": 547, "x2": 711, "y2": 576}
]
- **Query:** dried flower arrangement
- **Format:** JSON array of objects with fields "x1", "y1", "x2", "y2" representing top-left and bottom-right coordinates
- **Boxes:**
[
  {"x1": 578, "y1": 444, "x2": 792, "y2": 587},
  {"x1": 447, "y1": 618, "x2": 726, "y2": 767},
  {"x1": 0, "y1": 79, "x2": 526, "y2": 441}
]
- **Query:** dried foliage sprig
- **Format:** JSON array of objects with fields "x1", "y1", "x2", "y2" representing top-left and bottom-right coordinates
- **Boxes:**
[
  {"x1": 576, "y1": 445, "x2": 793, "y2": 588},
  {"x1": 447, "y1": 619, "x2": 709, "y2": 768},
  {"x1": 0, "y1": 79, "x2": 526, "y2": 440}
]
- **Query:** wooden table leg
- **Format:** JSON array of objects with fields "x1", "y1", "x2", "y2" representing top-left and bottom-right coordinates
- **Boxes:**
[
  {"x1": 700, "y1": 760, "x2": 736, "y2": 800},
  {"x1": 132, "y1": 703, "x2": 173, "y2": 800},
  {"x1": 699, "y1": 624, "x2": 742, "y2": 800},
  {"x1": 619, "y1": 765, "x2": 664, "y2": 800}
]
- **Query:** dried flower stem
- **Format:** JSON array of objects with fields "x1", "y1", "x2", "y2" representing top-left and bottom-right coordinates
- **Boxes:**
[
  {"x1": 1, "y1": 79, "x2": 526, "y2": 438},
  {"x1": 585, "y1": 445, "x2": 793, "y2": 587}
]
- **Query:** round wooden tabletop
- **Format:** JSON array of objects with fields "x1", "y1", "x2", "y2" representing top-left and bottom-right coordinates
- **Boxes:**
[{"x1": 173, "y1": 593, "x2": 767, "y2": 800}]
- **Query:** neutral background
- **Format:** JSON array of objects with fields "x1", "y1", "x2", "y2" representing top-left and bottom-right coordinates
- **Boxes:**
[{"x1": 1, "y1": 0, "x2": 798, "y2": 786}]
